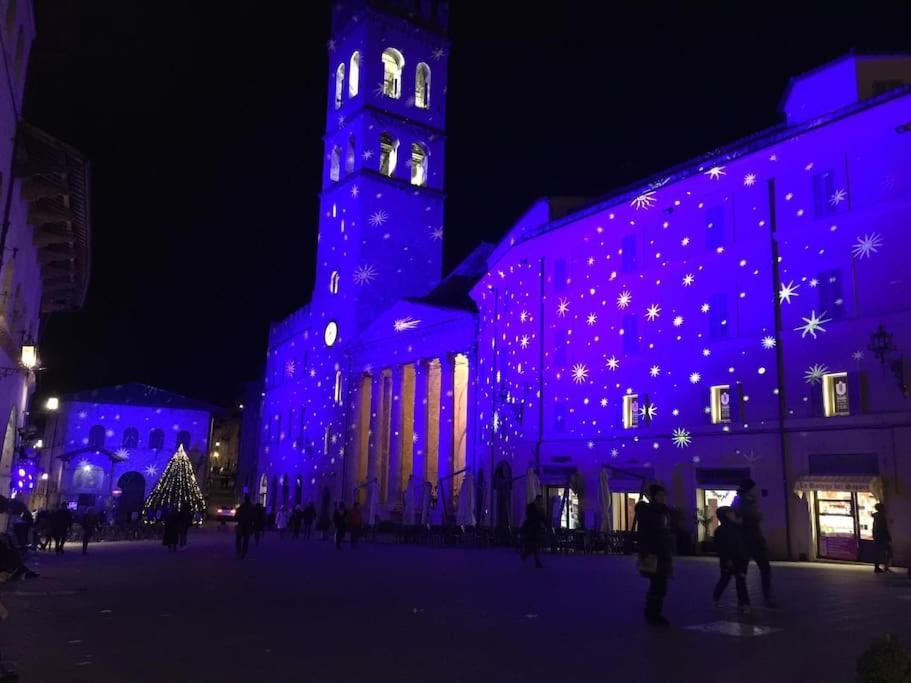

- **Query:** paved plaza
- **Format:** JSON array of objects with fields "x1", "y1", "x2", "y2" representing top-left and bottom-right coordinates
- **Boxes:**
[{"x1": 2, "y1": 529, "x2": 910, "y2": 682}]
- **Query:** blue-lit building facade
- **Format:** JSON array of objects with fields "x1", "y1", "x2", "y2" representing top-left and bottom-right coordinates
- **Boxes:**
[{"x1": 258, "y1": 0, "x2": 911, "y2": 562}]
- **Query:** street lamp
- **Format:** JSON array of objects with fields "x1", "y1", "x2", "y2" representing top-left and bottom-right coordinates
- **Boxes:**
[
  {"x1": 868, "y1": 324, "x2": 896, "y2": 367},
  {"x1": 20, "y1": 344, "x2": 37, "y2": 370},
  {"x1": 45, "y1": 397, "x2": 59, "y2": 411}
]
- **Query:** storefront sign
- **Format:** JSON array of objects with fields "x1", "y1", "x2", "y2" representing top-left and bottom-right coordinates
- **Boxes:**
[
  {"x1": 820, "y1": 534, "x2": 858, "y2": 561},
  {"x1": 823, "y1": 372, "x2": 850, "y2": 417},
  {"x1": 710, "y1": 385, "x2": 731, "y2": 424},
  {"x1": 623, "y1": 394, "x2": 639, "y2": 429}
]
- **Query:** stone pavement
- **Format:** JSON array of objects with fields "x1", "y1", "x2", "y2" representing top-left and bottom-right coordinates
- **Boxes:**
[{"x1": 2, "y1": 528, "x2": 909, "y2": 682}]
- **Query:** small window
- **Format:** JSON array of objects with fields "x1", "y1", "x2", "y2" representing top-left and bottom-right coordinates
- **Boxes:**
[
  {"x1": 330, "y1": 145, "x2": 341, "y2": 182},
  {"x1": 176, "y1": 430, "x2": 192, "y2": 450},
  {"x1": 415, "y1": 62, "x2": 430, "y2": 109},
  {"x1": 379, "y1": 133, "x2": 398, "y2": 177},
  {"x1": 149, "y1": 428, "x2": 165, "y2": 450},
  {"x1": 329, "y1": 270, "x2": 340, "y2": 294},
  {"x1": 621, "y1": 235, "x2": 637, "y2": 272},
  {"x1": 335, "y1": 63, "x2": 345, "y2": 110},
  {"x1": 622, "y1": 314, "x2": 638, "y2": 354},
  {"x1": 122, "y1": 428, "x2": 139, "y2": 449},
  {"x1": 410, "y1": 142, "x2": 428, "y2": 186},
  {"x1": 553, "y1": 259, "x2": 568, "y2": 291},
  {"x1": 345, "y1": 134, "x2": 356, "y2": 174},
  {"x1": 553, "y1": 403, "x2": 566, "y2": 433},
  {"x1": 812, "y1": 170, "x2": 837, "y2": 217},
  {"x1": 822, "y1": 372, "x2": 850, "y2": 417},
  {"x1": 710, "y1": 385, "x2": 731, "y2": 424},
  {"x1": 622, "y1": 394, "x2": 639, "y2": 429},
  {"x1": 382, "y1": 48, "x2": 404, "y2": 99},
  {"x1": 334, "y1": 370, "x2": 343, "y2": 404},
  {"x1": 817, "y1": 269, "x2": 844, "y2": 320},
  {"x1": 349, "y1": 51, "x2": 360, "y2": 97},
  {"x1": 324, "y1": 426, "x2": 332, "y2": 455},
  {"x1": 709, "y1": 293, "x2": 729, "y2": 339},
  {"x1": 89, "y1": 425, "x2": 105, "y2": 449},
  {"x1": 706, "y1": 206, "x2": 726, "y2": 250}
]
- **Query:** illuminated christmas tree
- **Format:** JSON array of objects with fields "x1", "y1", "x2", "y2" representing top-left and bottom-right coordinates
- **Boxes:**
[{"x1": 141, "y1": 445, "x2": 206, "y2": 520}]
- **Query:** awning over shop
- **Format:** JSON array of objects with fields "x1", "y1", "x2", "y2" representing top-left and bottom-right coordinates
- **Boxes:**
[{"x1": 793, "y1": 475, "x2": 883, "y2": 501}]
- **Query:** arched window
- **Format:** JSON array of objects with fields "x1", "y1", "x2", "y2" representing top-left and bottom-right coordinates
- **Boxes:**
[
  {"x1": 330, "y1": 145, "x2": 341, "y2": 182},
  {"x1": 149, "y1": 428, "x2": 165, "y2": 451},
  {"x1": 381, "y1": 48, "x2": 404, "y2": 99},
  {"x1": 345, "y1": 134, "x2": 356, "y2": 173},
  {"x1": 259, "y1": 473, "x2": 268, "y2": 506},
  {"x1": 415, "y1": 63, "x2": 430, "y2": 109},
  {"x1": 176, "y1": 430, "x2": 192, "y2": 451},
  {"x1": 410, "y1": 142, "x2": 428, "y2": 186},
  {"x1": 379, "y1": 133, "x2": 398, "y2": 177},
  {"x1": 349, "y1": 51, "x2": 360, "y2": 97},
  {"x1": 334, "y1": 63, "x2": 345, "y2": 109},
  {"x1": 334, "y1": 370, "x2": 343, "y2": 404},
  {"x1": 122, "y1": 428, "x2": 139, "y2": 449},
  {"x1": 89, "y1": 425, "x2": 105, "y2": 449},
  {"x1": 329, "y1": 270, "x2": 340, "y2": 294}
]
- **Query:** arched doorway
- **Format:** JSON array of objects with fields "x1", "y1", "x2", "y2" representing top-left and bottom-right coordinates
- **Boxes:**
[
  {"x1": 493, "y1": 461, "x2": 513, "y2": 531},
  {"x1": 259, "y1": 474, "x2": 268, "y2": 506},
  {"x1": 117, "y1": 471, "x2": 146, "y2": 523}
]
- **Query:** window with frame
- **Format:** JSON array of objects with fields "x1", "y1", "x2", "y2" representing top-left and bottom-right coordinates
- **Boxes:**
[
  {"x1": 348, "y1": 51, "x2": 360, "y2": 97},
  {"x1": 379, "y1": 133, "x2": 398, "y2": 177},
  {"x1": 410, "y1": 142, "x2": 428, "y2": 186},
  {"x1": 334, "y1": 63, "x2": 345, "y2": 109},
  {"x1": 415, "y1": 62, "x2": 430, "y2": 109},
  {"x1": 382, "y1": 48, "x2": 404, "y2": 99}
]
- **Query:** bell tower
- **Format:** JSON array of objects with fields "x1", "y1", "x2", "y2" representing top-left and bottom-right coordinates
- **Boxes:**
[{"x1": 310, "y1": 0, "x2": 450, "y2": 346}]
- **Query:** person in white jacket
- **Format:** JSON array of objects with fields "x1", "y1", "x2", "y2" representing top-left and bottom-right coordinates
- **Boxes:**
[{"x1": 275, "y1": 505, "x2": 290, "y2": 540}]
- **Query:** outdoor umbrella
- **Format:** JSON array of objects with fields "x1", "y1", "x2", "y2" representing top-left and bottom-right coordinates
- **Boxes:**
[
  {"x1": 599, "y1": 467, "x2": 611, "y2": 532},
  {"x1": 455, "y1": 473, "x2": 476, "y2": 527},
  {"x1": 420, "y1": 481, "x2": 433, "y2": 526},
  {"x1": 402, "y1": 475, "x2": 417, "y2": 525},
  {"x1": 526, "y1": 466, "x2": 541, "y2": 504}
]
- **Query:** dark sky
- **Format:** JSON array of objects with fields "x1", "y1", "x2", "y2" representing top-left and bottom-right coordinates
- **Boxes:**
[{"x1": 24, "y1": 1, "x2": 911, "y2": 406}]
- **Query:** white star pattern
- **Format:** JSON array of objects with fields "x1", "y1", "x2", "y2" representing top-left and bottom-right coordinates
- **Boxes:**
[
  {"x1": 285, "y1": 360, "x2": 296, "y2": 378},
  {"x1": 804, "y1": 363, "x2": 829, "y2": 385},
  {"x1": 616, "y1": 290, "x2": 632, "y2": 309},
  {"x1": 649, "y1": 365, "x2": 661, "y2": 378},
  {"x1": 700, "y1": 303, "x2": 710, "y2": 313},
  {"x1": 557, "y1": 298, "x2": 570, "y2": 316},
  {"x1": 600, "y1": 398, "x2": 608, "y2": 408},
  {"x1": 672, "y1": 428, "x2": 692, "y2": 448},
  {"x1": 571, "y1": 363, "x2": 589, "y2": 384},
  {"x1": 689, "y1": 372, "x2": 701, "y2": 384},
  {"x1": 353, "y1": 264, "x2": 378, "y2": 285},
  {"x1": 705, "y1": 165, "x2": 726, "y2": 180},
  {"x1": 852, "y1": 350, "x2": 864, "y2": 361},
  {"x1": 145, "y1": 464, "x2": 158, "y2": 477},
  {"x1": 430, "y1": 226, "x2": 444, "y2": 241},
  {"x1": 851, "y1": 233, "x2": 883, "y2": 259},
  {"x1": 743, "y1": 173, "x2": 757, "y2": 187},
  {"x1": 809, "y1": 278, "x2": 819, "y2": 288},
  {"x1": 361, "y1": 149, "x2": 374, "y2": 161},
  {"x1": 639, "y1": 402, "x2": 658, "y2": 421},
  {"x1": 645, "y1": 304, "x2": 661, "y2": 321},
  {"x1": 673, "y1": 315, "x2": 684, "y2": 327},
  {"x1": 368, "y1": 210, "x2": 389, "y2": 227},
  {"x1": 702, "y1": 348, "x2": 711, "y2": 357},
  {"x1": 350, "y1": 184, "x2": 359, "y2": 198},
  {"x1": 682, "y1": 273, "x2": 694, "y2": 286},
  {"x1": 630, "y1": 191, "x2": 657, "y2": 210},
  {"x1": 829, "y1": 188, "x2": 847, "y2": 206},
  {"x1": 586, "y1": 313, "x2": 598, "y2": 326},
  {"x1": 606, "y1": 356, "x2": 620, "y2": 371},
  {"x1": 761, "y1": 336, "x2": 777, "y2": 350},
  {"x1": 519, "y1": 310, "x2": 529, "y2": 323},
  {"x1": 519, "y1": 335, "x2": 530, "y2": 349},
  {"x1": 610, "y1": 448, "x2": 619, "y2": 458},
  {"x1": 681, "y1": 237, "x2": 690, "y2": 247},
  {"x1": 393, "y1": 317, "x2": 421, "y2": 332},
  {"x1": 114, "y1": 448, "x2": 130, "y2": 460},
  {"x1": 778, "y1": 280, "x2": 800, "y2": 304},
  {"x1": 795, "y1": 310, "x2": 831, "y2": 339},
  {"x1": 431, "y1": 47, "x2": 446, "y2": 61}
]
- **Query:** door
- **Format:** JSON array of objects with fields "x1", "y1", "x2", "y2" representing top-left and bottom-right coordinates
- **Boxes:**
[
  {"x1": 816, "y1": 490, "x2": 858, "y2": 560},
  {"x1": 117, "y1": 471, "x2": 146, "y2": 523}
]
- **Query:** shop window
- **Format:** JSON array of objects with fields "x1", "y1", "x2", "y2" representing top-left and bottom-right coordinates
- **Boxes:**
[
  {"x1": 698, "y1": 488, "x2": 739, "y2": 541},
  {"x1": 382, "y1": 47, "x2": 404, "y2": 99},
  {"x1": 330, "y1": 145, "x2": 341, "y2": 182},
  {"x1": 822, "y1": 371, "x2": 850, "y2": 417},
  {"x1": 710, "y1": 385, "x2": 731, "y2": 424},
  {"x1": 817, "y1": 269, "x2": 844, "y2": 320},
  {"x1": 620, "y1": 234, "x2": 637, "y2": 272},
  {"x1": 334, "y1": 63, "x2": 345, "y2": 109},
  {"x1": 379, "y1": 133, "x2": 398, "y2": 177},
  {"x1": 348, "y1": 51, "x2": 360, "y2": 97},
  {"x1": 410, "y1": 142, "x2": 428, "y2": 186},
  {"x1": 546, "y1": 485, "x2": 580, "y2": 529},
  {"x1": 122, "y1": 428, "x2": 139, "y2": 449},
  {"x1": 622, "y1": 394, "x2": 639, "y2": 429},
  {"x1": 415, "y1": 62, "x2": 430, "y2": 109},
  {"x1": 705, "y1": 205, "x2": 726, "y2": 250},
  {"x1": 612, "y1": 492, "x2": 641, "y2": 531}
]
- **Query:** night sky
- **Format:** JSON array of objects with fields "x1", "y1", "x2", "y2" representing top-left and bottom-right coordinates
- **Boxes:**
[{"x1": 24, "y1": 1, "x2": 911, "y2": 406}]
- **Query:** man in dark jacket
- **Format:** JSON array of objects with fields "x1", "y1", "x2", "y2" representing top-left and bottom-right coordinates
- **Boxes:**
[
  {"x1": 252, "y1": 502, "x2": 266, "y2": 544},
  {"x1": 302, "y1": 502, "x2": 316, "y2": 540},
  {"x1": 51, "y1": 503, "x2": 73, "y2": 555},
  {"x1": 732, "y1": 478, "x2": 775, "y2": 607},
  {"x1": 636, "y1": 483, "x2": 674, "y2": 626},
  {"x1": 81, "y1": 508, "x2": 99, "y2": 555},
  {"x1": 712, "y1": 506, "x2": 751, "y2": 610},
  {"x1": 333, "y1": 503, "x2": 348, "y2": 549},
  {"x1": 520, "y1": 494, "x2": 545, "y2": 568},
  {"x1": 235, "y1": 496, "x2": 254, "y2": 559},
  {"x1": 872, "y1": 503, "x2": 892, "y2": 573}
]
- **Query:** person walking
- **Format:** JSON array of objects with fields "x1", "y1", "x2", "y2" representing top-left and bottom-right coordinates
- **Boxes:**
[
  {"x1": 81, "y1": 508, "x2": 99, "y2": 556},
  {"x1": 732, "y1": 479, "x2": 775, "y2": 607},
  {"x1": 32, "y1": 509, "x2": 49, "y2": 551},
  {"x1": 303, "y1": 502, "x2": 316, "y2": 540},
  {"x1": 635, "y1": 483, "x2": 674, "y2": 626},
  {"x1": 51, "y1": 503, "x2": 72, "y2": 555},
  {"x1": 291, "y1": 504, "x2": 303, "y2": 539},
  {"x1": 520, "y1": 494, "x2": 545, "y2": 568},
  {"x1": 235, "y1": 496, "x2": 254, "y2": 559},
  {"x1": 253, "y1": 502, "x2": 266, "y2": 545},
  {"x1": 872, "y1": 503, "x2": 893, "y2": 573},
  {"x1": 275, "y1": 505, "x2": 290, "y2": 540},
  {"x1": 162, "y1": 508, "x2": 181, "y2": 552},
  {"x1": 711, "y1": 506, "x2": 751, "y2": 612},
  {"x1": 178, "y1": 508, "x2": 192, "y2": 548},
  {"x1": 347, "y1": 501, "x2": 363, "y2": 548},
  {"x1": 333, "y1": 502, "x2": 348, "y2": 549}
]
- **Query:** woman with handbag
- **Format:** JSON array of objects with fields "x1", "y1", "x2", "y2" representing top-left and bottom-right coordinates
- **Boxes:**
[{"x1": 635, "y1": 484, "x2": 674, "y2": 626}]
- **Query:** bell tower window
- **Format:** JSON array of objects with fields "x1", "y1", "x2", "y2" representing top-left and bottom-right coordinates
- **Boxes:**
[
  {"x1": 379, "y1": 133, "x2": 399, "y2": 177},
  {"x1": 345, "y1": 134, "x2": 356, "y2": 173},
  {"x1": 335, "y1": 63, "x2": 345, "y2": 109},
  {"x1": 348, "y1": 51, "x2": 360, "y2": 97},
  {"x1": 410, "y1": 142, "x2": 428, "y2": 186},
  {"x1": 415, "y1": 63, "x2": 430, "y2": 109},
  {"x1": 330, "y1": 145, "x2": 341, "y2": 182},
  {"x1": 382, "y1": 48, "x2": 404, "y2": 99},
  {"x1": 329, "y1": 270, "x2": 340, "y2": 294}
]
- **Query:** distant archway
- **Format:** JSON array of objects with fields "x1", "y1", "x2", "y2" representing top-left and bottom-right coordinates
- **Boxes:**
[{"x1": 117, "y1": 471, "x2": 146, "y2": 523}]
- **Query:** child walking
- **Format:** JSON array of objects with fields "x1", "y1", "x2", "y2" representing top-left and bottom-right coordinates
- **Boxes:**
[{"x1": 712, "y1": 506, "x2": 751, "y2": 612}]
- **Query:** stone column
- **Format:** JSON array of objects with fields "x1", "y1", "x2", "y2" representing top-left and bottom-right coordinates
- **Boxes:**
[
  {"x1": 437, "y1": 354, "x2": 456, "y2": 513},
  {"x1": 387, "y1": 364, "x2": 406, "y2": 507},
  {"x1": 411, "y1": 360, "x2": 429, "y2": 484},
  {"x1": 367, "y1": 372, "x2": 382, "y2": 485}
]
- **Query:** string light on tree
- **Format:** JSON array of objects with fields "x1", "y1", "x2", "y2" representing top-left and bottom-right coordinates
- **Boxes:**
[{"x1": 141, "y1": 445, "x2": 205, "y2": 520}]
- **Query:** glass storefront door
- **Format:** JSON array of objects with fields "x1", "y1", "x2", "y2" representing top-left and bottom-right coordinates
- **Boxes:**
[
  {"x1": 611, "y1": 492, "x2": 642, "y2": 531},
  {"x1": 546, "y1": 486, "x2": 581, "y2": 529},
  {"x1": 815, "y1": 490, "x2": 878, "y2": 561},
  {"x1": 697, "y1": 488, "x2": 738, "y2": 541}
]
